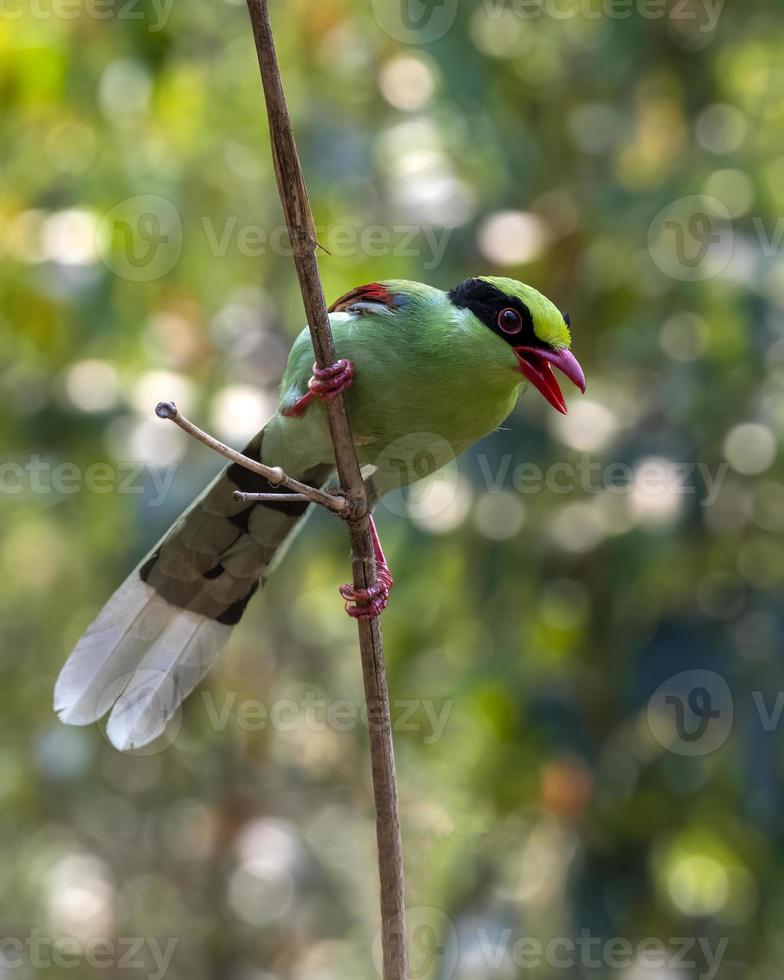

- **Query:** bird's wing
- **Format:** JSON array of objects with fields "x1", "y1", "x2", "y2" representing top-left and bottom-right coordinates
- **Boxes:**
[
  {"x1": 278, "y1": 282, "x2": 409, "y2": 415},
  {"x1": 328, "y1": 282, "x2": 400, "y2": 316}
]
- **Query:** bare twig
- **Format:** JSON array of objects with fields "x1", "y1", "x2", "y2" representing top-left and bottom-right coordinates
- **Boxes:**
[
  {"x1": 244, "y1": 2, "x2": 408, "y2": 977},
  {"x1": 155, "y1": 401, "x2": 347, "y2": 515},
  {"x1": 233, "y1": 491, "x2": 310, "y2": 504}
]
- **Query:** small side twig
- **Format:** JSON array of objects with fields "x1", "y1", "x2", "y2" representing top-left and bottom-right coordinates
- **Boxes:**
[
  {"x1": 155, "y1": 401, "x2": 347, "y2": 515},
  {"x1": 233, "y1": 491, "x2": 310, "y2": 504}
]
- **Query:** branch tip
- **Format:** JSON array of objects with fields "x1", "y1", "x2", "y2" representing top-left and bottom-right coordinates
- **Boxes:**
[{"x1": 155, "y1": 401, "x2": 177, "y2": 420}]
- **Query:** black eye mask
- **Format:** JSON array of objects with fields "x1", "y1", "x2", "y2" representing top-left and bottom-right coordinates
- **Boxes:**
[{"x1": 448, "y1": 277, "x2": 541, "y2": 349}]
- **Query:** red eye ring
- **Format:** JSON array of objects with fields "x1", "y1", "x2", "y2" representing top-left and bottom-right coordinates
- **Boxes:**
[{"x1": 498, "y1": 307, "x2": 523, "y2": 334}]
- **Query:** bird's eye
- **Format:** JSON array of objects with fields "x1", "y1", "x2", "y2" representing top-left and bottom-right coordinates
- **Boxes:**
[
  {"x1": 563, "y1": 312, "x2": 571, "y2": 327},
  {"x1": 498, "y1": 307, "x2": 523, "y2": 335}
]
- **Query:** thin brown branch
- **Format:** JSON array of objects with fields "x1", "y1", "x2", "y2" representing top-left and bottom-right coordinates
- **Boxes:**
[
  {"x1": 233, "y1": 490, "x2": 310, "y2": 504},
  {"x1": 155, "y1": 401, "x2": 347, "y2": 515},
  {"x1": 244, "y1": 2, "x2": 409, "y2": 977}
]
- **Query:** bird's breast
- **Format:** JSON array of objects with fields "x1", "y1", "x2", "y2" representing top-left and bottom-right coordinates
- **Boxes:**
[{"x1": 346, "y1": 356, "x2": 521, "y2": 490}]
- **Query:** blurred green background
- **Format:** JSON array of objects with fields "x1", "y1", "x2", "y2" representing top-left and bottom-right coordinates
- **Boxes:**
[{"x1": 2, "y1": 0, "x2": 783, "y2": 977}]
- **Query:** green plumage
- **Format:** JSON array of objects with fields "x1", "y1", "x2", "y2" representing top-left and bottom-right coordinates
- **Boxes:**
[
  {"x1": 138, "y1": 281, "x2": 531, "y2": 624},
  {"x1": 54, "y1": 276, "x2": 580, "y2": 749},
  {"x1": 277, "y1": 280, "x2": 526, "y2": 494}
]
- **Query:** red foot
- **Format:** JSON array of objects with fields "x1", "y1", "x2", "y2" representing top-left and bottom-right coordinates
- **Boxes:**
[
  {"x1": 340, "y1": 516, "x2": 394, "y2": 620},
  {"x1": 309, "y1": 359, "x2": 354, "y2": 400},
  {"x1": 282, "y1": 360, "x2": 355, "y2": 418}
]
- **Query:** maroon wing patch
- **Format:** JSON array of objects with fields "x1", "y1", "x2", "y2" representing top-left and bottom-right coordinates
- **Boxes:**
[{"x1": 328, "y1": 282, "x2": 395, "y2": 313}]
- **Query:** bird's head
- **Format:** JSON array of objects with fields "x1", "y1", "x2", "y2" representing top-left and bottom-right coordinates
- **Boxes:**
[{"x1": 449, "y1": 276, "x2": 585, "y2": 414}]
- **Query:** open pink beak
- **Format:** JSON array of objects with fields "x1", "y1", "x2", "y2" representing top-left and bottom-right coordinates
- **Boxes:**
[{"x1": 514, "y1": 345, "x2": 586, "y2": 415}]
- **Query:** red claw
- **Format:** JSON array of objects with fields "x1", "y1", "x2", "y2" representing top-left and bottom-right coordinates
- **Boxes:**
[
  {"x1": 282, "y1": 359, "x2": 355, "y2": 418},
  {"x1": 339, "y1": 516, "x2": 394, "y2": 620},
  {"x1": 339, "y1": 580, "x2": 390, "y2": 619},
  {"x1": 308, "y1": 359, "x2": 355, "y2": 401}
]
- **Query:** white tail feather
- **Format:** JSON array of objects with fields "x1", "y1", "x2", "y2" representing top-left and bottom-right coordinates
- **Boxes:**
[
  {"x1": 105, "y1": 612, "x2": 229, "y2": 751},
  {"x1": 54, "y1": 568, "x2": 231, "y2": 749},
  {"x1": 54, "y1": 575, "x2": 176, "y2": 726}
]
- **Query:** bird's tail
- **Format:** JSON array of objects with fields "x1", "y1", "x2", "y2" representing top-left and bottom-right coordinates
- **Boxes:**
[{"x1": 54, "y1": 420, "x2": 332, "y2": 751}]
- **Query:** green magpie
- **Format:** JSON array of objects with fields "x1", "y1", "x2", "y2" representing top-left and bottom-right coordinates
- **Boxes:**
[{"x1": 54, "y1": 276, "x2": 585, "y2": 750}]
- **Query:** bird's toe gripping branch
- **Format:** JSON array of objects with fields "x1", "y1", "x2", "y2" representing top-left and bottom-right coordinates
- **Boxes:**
[
  {"x1": 309, "y1": 358, "x2": 355, "y2": 400},
  {"x1": 283, "y1": 359, "x2": 355, "y2": 418},
  {"x1": 339, "y1": 579, "x2": 391, "y2": 619},
  {"x1": 340, "y1": 516, "x2": 393, "y2": 620}
]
